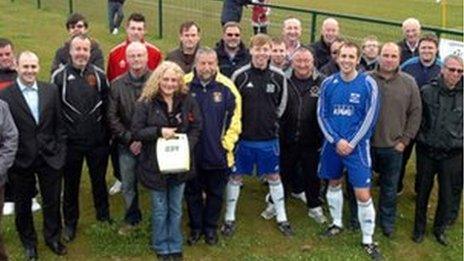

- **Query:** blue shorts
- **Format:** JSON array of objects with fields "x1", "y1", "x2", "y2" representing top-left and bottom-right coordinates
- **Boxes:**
[
  {"x1": 318, "y1": 139, "x2": 372, "y2": 188},
  {"x1": 232, "y1": 139, "x2": 280, "y2": 176}
]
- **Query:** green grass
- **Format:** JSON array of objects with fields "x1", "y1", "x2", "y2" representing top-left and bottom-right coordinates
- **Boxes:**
[{"x1": 0, "y1": 0, "x2": 463, "y2": 260}]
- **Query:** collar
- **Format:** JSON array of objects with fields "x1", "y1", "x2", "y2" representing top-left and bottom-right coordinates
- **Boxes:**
[
  {"x1": 16, "y1": 78, "x2": 38, "y2": 92},
  {"x1": 405, "y1": 39, "x2": 419, "y2": 52}
]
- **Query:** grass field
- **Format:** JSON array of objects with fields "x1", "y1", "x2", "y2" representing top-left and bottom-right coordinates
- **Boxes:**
[{"x1": 0, "y1": 0, "x2": 463, "y2": 260}]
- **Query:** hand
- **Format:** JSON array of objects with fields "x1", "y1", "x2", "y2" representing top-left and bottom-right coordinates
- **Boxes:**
[
  {"x1": 161, "y1": 127, "x2": 177, "y2": 139},
  {"x1": 394, "y1": 142, "x2": 405, "y2": 152},
  {"x1": 336, "y1": 139, "x2": 354, "y2": 156},
  {"x1": 129, "y1": 141, "x2": 142, "y2": 156}
]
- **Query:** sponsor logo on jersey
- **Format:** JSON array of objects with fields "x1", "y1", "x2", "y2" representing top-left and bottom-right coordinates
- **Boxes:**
[
  {"x1": 333, "y1": 104, "x2": 354, "y2": 116},
  {"x1": 246, "y1": 82, "x2": 254, "y2": 88}
]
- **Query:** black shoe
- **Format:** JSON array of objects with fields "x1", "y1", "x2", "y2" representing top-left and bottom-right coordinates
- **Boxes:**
[
  {"x1": 205, "y1": 231, "x2": 219, "y2": 245},
  {"x1": 98, "y1": 217, "x2": 114, "y2": 225},
  {"x1": 46, "y1": 241, "x2": 67, "y2": 256},
  {"x1": 382, "y1": 228, "x2": 393, "y2": 238},
  {"x1": 171, "y1": 252, "x2": 183, "y2": 261},
  {"x1": 186, "y1": 230, "x2": 202, "y2": 245},
  {"x1": 322, "y1": 224, "x2": 343, "y2": 237},
  {"x1": 24, "y1": 246, "x2": 38, "y2": 261},
  {"x1": 221, "y1": 221, "x2": 236, "y2": 237},
  {"x1": 434, "y1": 232, "x2": 448, "y2": 246},
  {"x1": 63, "y1": 226, "x2": 76, "y2": 243},
  {"x1": 412, "y1": 232, "x2": 424, "y2": 243},
  {"x1": 362, "y1": 242, "x2": 383, "y2": 260},
  {"x1": 156, "y1": 253, "x2": 170, "y2": 261},
  {"x1": 277, "y1": 221, "x2": 294, "y2": 237}
]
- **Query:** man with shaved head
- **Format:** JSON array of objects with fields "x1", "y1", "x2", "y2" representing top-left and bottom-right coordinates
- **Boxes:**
[
  {"x1": 369, "y1": 42, "x2": 422, "y2": 238},
  {"x1": 311, "y1": 17, "x2": 340, "y2": 69},
  {"x1": 52, "y1": 34, "x2": 111, "y2": 243},
  {"x1": 0, "y1": 51, "x2": 67, "y2": 259},
  {"x1": 108, "y1": 41, "x2": 150, "y2": 235},
  {"x1": 398, "y1": 18, "x2": 421, "y2": 64}
]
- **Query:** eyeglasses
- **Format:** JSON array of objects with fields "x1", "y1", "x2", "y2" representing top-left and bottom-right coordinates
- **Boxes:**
[
  {"x1": 226, "y1": 33, "x2": 240, "y2": 37},
  {"x1": 446, "y1": 66, "x2": 464, "y2": 74},
  {"x1": 331, "y1": 51, "x2": 338, "y2": 55}
]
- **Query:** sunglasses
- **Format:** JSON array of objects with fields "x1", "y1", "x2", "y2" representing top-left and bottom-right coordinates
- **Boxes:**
[
  {"x1": 446, "y1": 66, "x2": 464, "y2": 74},
  {"x1": 226, "y1": 33, "x2": 240, "y2": 37}
]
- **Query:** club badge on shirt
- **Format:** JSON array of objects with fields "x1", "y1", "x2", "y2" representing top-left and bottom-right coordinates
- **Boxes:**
[
  {"x1": 212, "y1": 92, "x2": 223, "y2": 103},
  {"x1": 266, "y1": 83, "x2": 275, "y2": 93},
  {"x1": 118, "y1": 59, "x2": 126, "y2": 69}
]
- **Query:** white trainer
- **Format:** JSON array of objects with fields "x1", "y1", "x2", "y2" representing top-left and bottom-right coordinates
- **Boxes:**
[
  {"x1": 109, "y1": 180, "x2": 122, "y2": 195},
  {"x1": 112, "y1": 28, "x2": 119, "y2": 35},
  {"x1": 308, "y1": 206, "x2": 327, "y2": 224},
  {"x1": 260, "y1": 194, "x2": 276, "y2": 220},
  {"x1": 291, "y1": 192, "x2": 307, "y2": 204},
  {"x1": 31, "y1": 198, "x2": 41, "y2": 212},
  {"x1": 2, "y1": 202, "x2": 14, "y2": 216}
]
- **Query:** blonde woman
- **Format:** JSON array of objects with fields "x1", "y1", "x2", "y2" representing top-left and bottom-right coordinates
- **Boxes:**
[{"x1": 131, "y1": 61, "x2": 202, "y2": 260}]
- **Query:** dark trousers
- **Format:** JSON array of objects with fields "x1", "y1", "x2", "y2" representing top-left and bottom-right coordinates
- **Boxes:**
[
  {"x1": 0, "y1": 185, "x2": 8, "y2": 260},
  {"x1": 4, "y1": 182, "x2": 13, "y2": 202},
  {"x1": 398, "y1": 139, "x2": 418, "y2": 193},
  {"x1": 414, "y1": 148, "x2": 462, "y2": 235},
  {"x1": 448, "y1": 168, "x2": 463, "y2": 224},
  {"x1": 372, "y1": 147, "x2": 403, "y2": 232},
  {"x1": 10, "y1": 157, "x2": 62, "y2": 248},
  {"x1": 184, "y1": 168, "x2": 227, "y2": 235},
  {"x1": 63, "y1": 145, "x2": 110, "y2": 229},
  {"x1": 107, "y1": 1, "x2": 124, "y2": 32},
  {"x1": 110, "y1": 140, "x2": 121, "y2": 181},
  {"x1": 281, "y1": 143, "x2": 322, "y2": 208}
]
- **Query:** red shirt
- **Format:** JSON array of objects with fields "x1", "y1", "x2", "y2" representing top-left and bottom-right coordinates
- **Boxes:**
[{"x1": 107, "y1": 39, "x2": 162, "y2": 82}]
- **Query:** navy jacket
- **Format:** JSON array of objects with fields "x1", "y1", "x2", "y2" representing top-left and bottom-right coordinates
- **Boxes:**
[
  {"x1": 215, "y1": 40, "x2": 250, "y2": 78},
  {"x1": 401, "y1": 57, "x2": 442, "y2": 88}
]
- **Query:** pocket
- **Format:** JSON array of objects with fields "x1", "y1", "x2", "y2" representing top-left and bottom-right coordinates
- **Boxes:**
[{"x1": 446, "y1": 108, "x2": 463, "y2": 139}]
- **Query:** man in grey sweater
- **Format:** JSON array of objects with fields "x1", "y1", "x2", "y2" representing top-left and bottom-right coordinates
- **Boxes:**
[
  {"x1": 369, "y1": 42, "x2": 422, "y2": 238},
  {"x1": 0, "y1": 99, "x2": 19, "y2": 259}
]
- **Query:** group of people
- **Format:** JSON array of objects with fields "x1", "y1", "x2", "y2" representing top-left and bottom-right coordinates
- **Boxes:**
[{"x1": 0, "y1": 7, "x2": 462, "y2": 261}]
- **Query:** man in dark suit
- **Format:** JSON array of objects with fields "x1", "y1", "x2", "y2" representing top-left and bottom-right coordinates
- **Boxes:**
[{"x1": 0, "y1": 51, "x2": 67, "y2": 260}]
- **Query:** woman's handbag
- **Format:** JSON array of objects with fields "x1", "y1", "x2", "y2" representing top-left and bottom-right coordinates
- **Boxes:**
[{"x1": 156, "y1": 133, "x2": 190, "y2": 173}]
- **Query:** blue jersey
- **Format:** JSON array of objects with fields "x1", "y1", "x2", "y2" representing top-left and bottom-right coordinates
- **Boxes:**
[{"x1": 317, "y1": 73, "x2": 380, "y2": 148}]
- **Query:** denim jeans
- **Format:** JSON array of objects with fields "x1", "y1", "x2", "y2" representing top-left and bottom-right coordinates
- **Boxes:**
[
  {"x1": 150, "y1": 180, "x2": 185, "y2": 255},
  {"x1": 372, "y1": 147, "x2": 403, "y2": 232},
  {"x1": 118, "y1": 145, "x2": 141, "y2": 225},
  {"x1": 107, "y1": 1, "x2": 124, "y2": 32}
]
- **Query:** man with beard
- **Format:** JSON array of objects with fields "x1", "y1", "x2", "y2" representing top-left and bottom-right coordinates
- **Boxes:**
[
  {"x1": 215, "y1": 22, "x2": 250, "y2": 78},
  {"x1": 184, "y1": 47, "x2": 241, "y2": 246},
  {"x1": 166, "y1": 21, "x2": 201, "y2": 73},
  {"x1": 51, "y1": 34, "x2": 111, "y2": 243}
]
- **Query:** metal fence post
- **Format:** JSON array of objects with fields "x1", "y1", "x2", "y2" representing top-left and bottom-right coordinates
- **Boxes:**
[
  {"x1": 158, "y1": 0, "x2": 163, "y2": 39},
  {"x1": 69, "y1": 0, "x2": 74, "y2": 14},
  {"x1": 310, "y1": 13, "x2": 317, "y2": 43}
]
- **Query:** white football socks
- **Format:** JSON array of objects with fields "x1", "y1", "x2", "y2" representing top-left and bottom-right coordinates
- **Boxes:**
[
  {"x1": 268, "y1": 179, "x2": 287, "y2": 223},
  {"x1": 358, "y1": 198, "x2": 376, "y2": 244},
  {"x1": 224, "y1": 180, "x2": 241, "y2": 222},
  {"x1": 326, "y1": 185, "x2": 343, "y2": 228}
]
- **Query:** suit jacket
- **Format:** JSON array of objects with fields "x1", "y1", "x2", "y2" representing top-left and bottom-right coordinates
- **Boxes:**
[{"x1": 0, "y1": 81, "x2": 67, "y2": 170}]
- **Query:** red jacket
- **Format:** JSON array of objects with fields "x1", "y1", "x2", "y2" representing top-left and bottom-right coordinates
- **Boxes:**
[{"x1": 107, "y1": 39, "x2": 162, "y2": 82}]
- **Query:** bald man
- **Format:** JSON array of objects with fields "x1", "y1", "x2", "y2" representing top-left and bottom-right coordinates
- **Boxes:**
[
  {"x1": 311, "y1": 18, "x2": 340, "y2": 69},
  {"x1": 108, "y1": 41, "x2": 151, "y2": 235},
  {"x1": 0, "y1": 51, "x2": 67, "y2": 259}
]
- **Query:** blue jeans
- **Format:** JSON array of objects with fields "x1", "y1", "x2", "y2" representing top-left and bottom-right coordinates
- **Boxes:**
[
  {"x1": 372, "y1": 147, "x2": 403, "y2": 232},
  {"x1": 107, "y1": 1, "x2": 124, "y2": 32},
  {"x1": 150, "y1": 180, "x2": 185, "y2": 255},
  {"x1": 118, "y1": 145, "x2": 141, "y2": 225}
]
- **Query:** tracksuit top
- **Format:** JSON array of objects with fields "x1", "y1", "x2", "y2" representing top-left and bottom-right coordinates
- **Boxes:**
[
  {"x1": 317, "y1": 72, "x2": 380, "y2": 149},
  {"x1": 185, "y1": 71, "x2": 242, "y2": 169},
  {"x1": 232, "y1": 63, "x2": 288, "y2": 141},
  {"x1": 401, "y1": 57, "x2": 442, "y2": 88}
]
